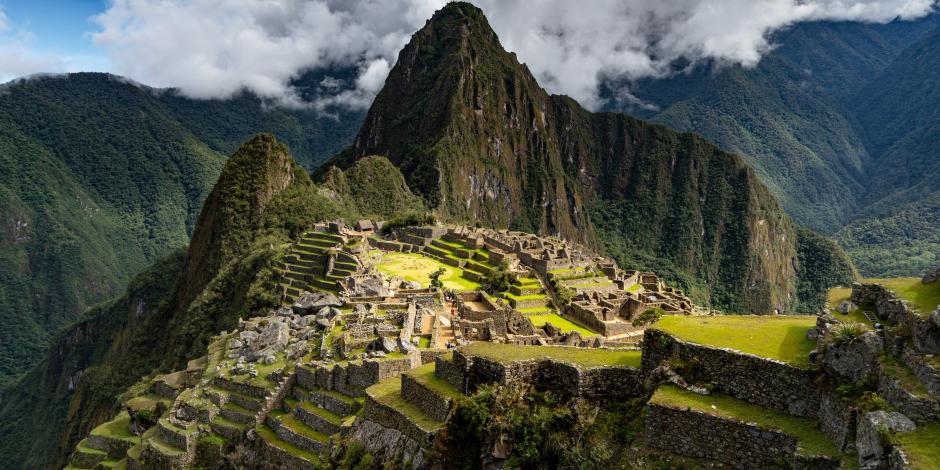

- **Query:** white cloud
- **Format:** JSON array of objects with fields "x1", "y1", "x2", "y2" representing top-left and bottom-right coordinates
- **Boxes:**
[{"x1": 90, "y1": 0, "x2": 939, "y2": 109}]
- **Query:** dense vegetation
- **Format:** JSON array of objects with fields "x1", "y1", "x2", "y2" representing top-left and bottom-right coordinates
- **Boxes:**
[
  {"x1": 794, "y1": 227, "x2": 858, "y2": 313},
  {"x1": 0, "y1": 73, "x2": 363, "y2": 387},
  {"x1": 0, "y1": 136, "x2": 414, "y2": 470},
  {"x1": 614, "y1": 15, "x2": 940, "y2": 278}
]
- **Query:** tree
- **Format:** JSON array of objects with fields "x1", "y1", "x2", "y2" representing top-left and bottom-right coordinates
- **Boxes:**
[
  {"x1": 482, "y1": 260, "x2": 514, "y2": 294},
  {"x1": 429, "y1": 267, "x2": 446, "y2": 289}
]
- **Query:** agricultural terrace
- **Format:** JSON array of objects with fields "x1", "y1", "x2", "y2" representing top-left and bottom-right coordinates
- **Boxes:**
[
  {"x1": 652, "y1": 315, "x2": 817, "y2": 368},
  {"x1": 650, "y1": 385, "x2": 839, "y2": 458},
  {"x1": 460, "y1": 342, "x2": 641, "y2": 368}
]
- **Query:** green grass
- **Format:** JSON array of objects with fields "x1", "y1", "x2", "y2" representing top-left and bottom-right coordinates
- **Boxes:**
[
  {"x1": 626, "y1": 283, "x2": 642, "y2": 293},
  {"x1": 417, "y1": 336, "x2": 432, "y2": 348},
  {"x1": 517, "y1": 306, "x2": 554, "y2": 314},
  {"x1": 256, "y1": 425, "x2": 322, "y2": 462},
  {"x1": 528, "y1": 313, "x2": 598, "y2": 337},
  {"x1": 506, "y1": 293, "x2": 549, "y2": 301},
  {"x1": 278, "y1": 413, "x2": 329, "y2": 442},
  {"x1": 460, "y1": 342, "x2": 641, "y2": 368},
  {"x1": 825, "y1": 287, "x2": 876, "y2": 325},
  {"x1": 367, "y1": 378, "x2": 443, "y2": 431},
  {"x1": 90, "y1": 412, "x2": 140, "y2": 443},
  {"x1": 895, "y1": 422, "x2": 940, "y2": 470},
  {"x1": 653, "y1": 315, "x2": 817, "y2": 368},
  {"x1": 881, "y1": 355, "x2": 932, "y2": 398},
  {"x1": 299, "y1": 402, "x2": 343, "y2": 425},
  {"x1": 125, "y1": 394, "x2": 173, "y2": 411},
  {"x1": 405, "y1": 363, "x2": 462, "y2": 400},
  {"x1": 651, "y1": 385, "x2": 839, "y2": 458},
  {"x1": 375, "y1": 252, "x2": 481, "y2": 291},
  {"x1": 867, "y1": 277, "x2": 940, "y2": 316}
]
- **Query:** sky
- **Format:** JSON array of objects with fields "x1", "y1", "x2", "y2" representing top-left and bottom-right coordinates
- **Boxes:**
[{"x1": 1, "y1": 0, "x2": 937, "y2": 110}]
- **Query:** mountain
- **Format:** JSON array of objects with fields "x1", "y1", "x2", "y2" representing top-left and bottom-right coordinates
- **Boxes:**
[
  {"x1": 0, "y1": 134, "x2": 420, "y2": 470},
  {"x1": 836, "y1": 24, "x2": 940, "y2": 276},
  {"x1": 0, "y1": 72, "x2": 364, "y2": 386},
  {"x1": 321, "y1": 2, "x2": 851, "y2": 314},
  {"x1": 614, "y1": 16, "x2": 940, "y2": 277}
]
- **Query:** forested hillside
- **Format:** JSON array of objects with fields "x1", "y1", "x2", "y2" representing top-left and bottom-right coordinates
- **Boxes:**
[
  {"x1": 0, "y1": 135, "x2": 420, "y2": 469},
  {"x1": 0, "y1": 73, "x2": 363, "y2": 386},
  {"x1": 614, "y1": 15, "x2": 940, "y2": 278}
]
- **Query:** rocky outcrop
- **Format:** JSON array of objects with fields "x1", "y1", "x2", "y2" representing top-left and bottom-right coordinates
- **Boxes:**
[
  {"x1": 922, "y1": 267, "x2": 940, "y2": 285},
  {"x1": 856, "y1": 411, "x2": 916, "y2": 469},
  {"x1": 822, "y1": 331, "x2": 884, "y2": 384}
]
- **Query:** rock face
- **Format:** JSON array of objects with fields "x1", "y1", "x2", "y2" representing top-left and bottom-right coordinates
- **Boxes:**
[
  {"x1": 837, "y1": 300, "x2": 857, "y2": 314},
  {"x1": 856, "y1": 411, "x2": 916, "y2": 469},
  {"x1": 922, "y1": 267, "x2": 940, "y2": 284},
  {"x1": 292, "y1": 292, "x2": 342, "y2": 315},
  {"x1": 822, "y1": 331, "x2": 884, "y2": 384},
  {"x1": 320, "y1": 1, "x2": 819, "y2": 314}
]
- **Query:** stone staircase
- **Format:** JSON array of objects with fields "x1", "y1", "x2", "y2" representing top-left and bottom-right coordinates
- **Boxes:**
[
  {"x1": 421, "y1": 237, "x2": 497, "y2": 283},
  {"x1": 275, "y1": 231, "x2": 361, "y2": 302},
  {"x1": 507, "y1": 276, "x2": 554, "y2": 313},
  {"x1": 65, "y1": 412, "x2": 140, "y2": 469}
]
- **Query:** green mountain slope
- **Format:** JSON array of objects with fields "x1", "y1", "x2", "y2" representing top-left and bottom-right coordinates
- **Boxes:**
[
  {"x1": 0, "y1": 73, "x2": 363, "y2": 386},
  {"x1": 0, "y1": 135, "x2": 419, "y2": 470},
  {"x1": 322, "y1": 2, "x2": 848, "y2": 314},
  {"x1": 616, "y1": 16, "x2": 940, "y2": 277}
]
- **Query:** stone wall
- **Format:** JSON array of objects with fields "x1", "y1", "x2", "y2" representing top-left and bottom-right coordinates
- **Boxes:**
[
  {"x1": 818, "y1": 391, "x2": 857, "y2": 452},
  {"x1": 297, "y1": 355, "x2": 419, "y2": 398},
  {"x1": 645, "y1": 403, "x2": 839, "y2": 470},
  {"x1": 435, "y1": 354, "x2": 465, "y2": 390},
  {"x1": 641, "y1": 329, "x2": 821, "y2": 417},
  {"x1": 852, "y1": 283, "x2": 940, "y2": 354},
  {"x1": 401, "y1": 374, "x2": 452, "y2": 422},
  {"x1": 449, "y1": 349, "x2": 645, "y2": 400},
  {"x1": 362, "y1": 393, "x2": 436, "y2": 445}
]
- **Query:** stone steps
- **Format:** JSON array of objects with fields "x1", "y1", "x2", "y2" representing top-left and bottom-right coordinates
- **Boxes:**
[
  {"x1": 293, "y1": 385, "x2": 361, "y2": 416},
  {"x1": 293, "y1": 401, "x2": 343, "y2": 436},
  {"x1": 266, "y1": 411, "x2": 330, "y2": 454},
  {"x1": 155, "y1": 418, "x2": 196, "y2": 453},
  {"x1": 69, "y1": 439, "x2": 108, "y2": 468},
  {"x1": 256, "y1": 425, "x2": 322, "y2": 470},
  {"x1": 507, "y1": 294, "x2": 552, "y2": 310},
  {"x1": 220, "y1": 401, "x2": 256, "y2": 424},
  {"x1": 401, "y1": 362, "x2": 461, "y2": 422},
  {"x1": 209, "y1": 414, "x2": 250, "y2": 441},
  {"x1": 363, "y1": 377, "x2": 444, "y2": 446}
]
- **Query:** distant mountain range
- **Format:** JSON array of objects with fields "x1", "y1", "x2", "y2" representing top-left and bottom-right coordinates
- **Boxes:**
[
  {"x1": 0, "y1": 72, "x2": 363, "y2": 385},
  {"x1": 612, "y1": 14, "x2": 940, "y2": 277}
]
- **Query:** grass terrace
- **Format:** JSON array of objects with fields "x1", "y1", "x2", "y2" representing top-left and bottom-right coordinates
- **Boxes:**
[
  {"x1": 826, "y1": 287, "x2": 876, "y2": 325},
  {"x1": 375, "y1": 252, "x2": 481, "y2": 291},
  {"x1": 367, "y1": 378, "x2": 443, "y2": 431},
  {"x1": 651, "y1": 385, "x2": 839, "y2": 458},
  {"x1": 527, "y1": 313, "x2": 598, "y2": 337},
  {"x1": 460, "y1": 342, "x2": 641, "y2": 368},
  {"x1": 90, "y1": 412, "x2": 140, "y2": 443},
  {"x1": 405, "y1": 363, "x2": 461, "y2": 400},
  {"x1": 868, "y1": 277, "x2": 940, "y2": 316},
  {"x1": 652, "y1": 315, "x2": 817, "y2": 368},
  {"x1": 895, "y1": 422, "x2": 940, "y2": 470}
]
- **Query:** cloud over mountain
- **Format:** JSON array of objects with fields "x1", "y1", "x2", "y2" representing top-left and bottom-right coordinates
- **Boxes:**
[{"x1": 92, "y1": 0, "x2": 937, "y2": 109}]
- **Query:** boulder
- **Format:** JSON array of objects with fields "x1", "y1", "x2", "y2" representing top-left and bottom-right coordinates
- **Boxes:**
[
  {"x1": 295, "y1": 315, "x2": 317, "y2": 328},
  {"x1": 292, "y1": 292, "x2": 342, "y2": 315},
  {"x1": 367, "y1": 336, "x2": 398, "y2": 354},
  {"x1": 837, "y1": 300, "x2": 857, "y2": 314},
  {"x1": 542, "y1": 322, "x2": 561, "y2": 338},
  {"x1": 922, "y1": 267, "x2": 940, "y2": 285},
  {"x1": 913, "y1": 310, "x2": 940, "y2": 354},
  {"x1": 239, "y1": 330, "x2": 259, "y2": 346},
  {"x1": 349, "y1": 275, "x2": 388, "y2": 297},
  {"x1": 316, "y1": 318, "x2": 332, "y2": 329},
  {"x1": 856, "y1": 411, "x2": 916, "y2": 469},
  {"x1": 275, "y1": 306, "x2": 293, "y2": 317},
  {"x1": 401, "y1": 280, "x2": 422, "y2": 290},
  {"x1": 398, "y1": 337, "x2": 417, "y2": 353},
  {"x1": 256, "y1": 320, "x2": 289, "y2": 352},
  {"x1": 822, "y1": 331, "x2": 884, "y2": 384}
]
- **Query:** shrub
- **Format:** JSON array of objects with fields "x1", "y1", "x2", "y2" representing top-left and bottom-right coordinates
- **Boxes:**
[
  {"x1": 380, "y1": 212, "x2": 436, "y2": 235},
  {"x1": 632, "y1": 307, "x2": 665, "y2": 326},
  {"x1": 429, "y1": 267, "x2": 446, "y2": 289},
  {"x1": 482, "y1": 260, "x2": 514, "y2": 294},
  {"x1": 554, "y1": 284, "x2": 574, "y2": 306},
  {"x1": 831, "y1": 323, "x2": 866, "y2": 345}
]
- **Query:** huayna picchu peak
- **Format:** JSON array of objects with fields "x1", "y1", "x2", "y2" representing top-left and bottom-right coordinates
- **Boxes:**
[
  {"x1": 3, "y1": 1, "x2": 939, "y2": 469},
  {"x1": 322, "y1": 2, "x2": 850, "y2": 315}
]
